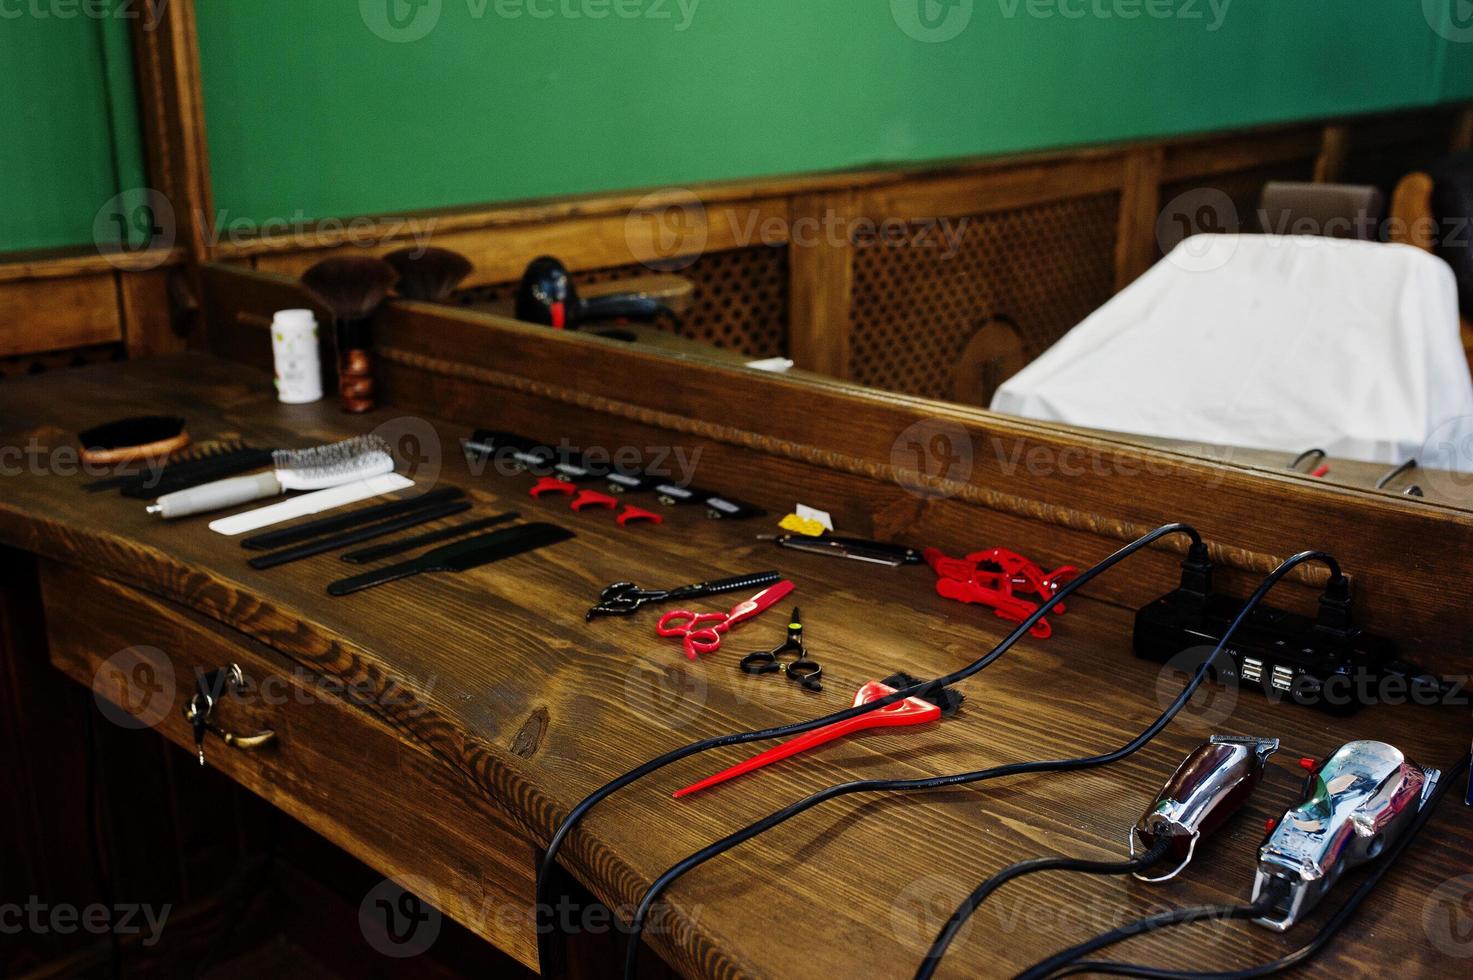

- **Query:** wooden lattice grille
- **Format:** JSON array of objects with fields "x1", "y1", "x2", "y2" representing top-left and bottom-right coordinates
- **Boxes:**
[
  {"x1": 848, "y1": 193, "x2": 1122, "y2": 402},
  {"x1": 453, "y1": 246, "x2": 789, "y2": 358}
]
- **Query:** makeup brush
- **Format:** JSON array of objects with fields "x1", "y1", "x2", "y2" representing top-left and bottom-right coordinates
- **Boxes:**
[
  {"x1": 145, "y1": 436, "x2": 395, "y2": 519},
  {"x1": 301, "y1": 257, "x2": 399, "y2": 414},
  {"x1": 384, "y1": 246, "x2": 473, "y2": 302}
]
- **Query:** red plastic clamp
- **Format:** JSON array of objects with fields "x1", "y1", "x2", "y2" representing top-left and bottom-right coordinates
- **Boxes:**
[
  {"x1": 570, "y1": 489, "x2": 620, "y2": 512},
  {"x1": 617, "y1": 506, "x2": 665, "y2": 527},
  {"x1": 530, "y1": 476, "x2": 576, "y2": 499}
]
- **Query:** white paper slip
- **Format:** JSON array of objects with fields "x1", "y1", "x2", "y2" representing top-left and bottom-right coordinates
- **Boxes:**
[
  {"x1": 208, "y1": 473, "x2": 415, "y2": 536},
  {"x1": 795, "y1": 503, "x2": 835, "y2": 532}
]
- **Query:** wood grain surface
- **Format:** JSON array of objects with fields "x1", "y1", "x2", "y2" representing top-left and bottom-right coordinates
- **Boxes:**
[{"x1": 1, "y1": 354, "x2": 1470, "y2": 979}]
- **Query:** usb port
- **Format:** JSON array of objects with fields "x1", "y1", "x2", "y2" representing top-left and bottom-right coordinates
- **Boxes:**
[
  {"x1": 1241, "y1": 657, "x2": 1263, "y2": 683},
  {"x1": 1271, "y1": 666, "x2": 1294, "y2": 693}
]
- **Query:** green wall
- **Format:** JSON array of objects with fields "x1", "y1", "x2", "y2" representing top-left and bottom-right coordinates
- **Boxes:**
[
  {"x1": 2, "y1": 4, "x2": 145, "y2": 252},
  {"x1": 7, "y1": 2, "x2": 1473, "y2": 253},
  {"x1": 192, "y1": 0, "x2": 1473, "y2": 226}
]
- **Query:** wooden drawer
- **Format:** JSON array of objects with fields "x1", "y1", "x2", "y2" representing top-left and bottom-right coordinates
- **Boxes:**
[{"x1": 40, "y1": 560, "x2": 540, "y2": 970}]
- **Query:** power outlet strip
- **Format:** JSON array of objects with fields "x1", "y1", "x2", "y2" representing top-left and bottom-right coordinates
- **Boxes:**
[{"x1": 1133, "y1": 591, "x2": 1399, "y2": 716}]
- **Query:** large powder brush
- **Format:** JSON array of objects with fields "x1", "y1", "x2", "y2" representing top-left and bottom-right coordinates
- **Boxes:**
[
  {"x1": 301, "y1": 257, "x2": 399, "y2": 414},
  {"x1": 384, "y1": 246, "x2": 474, "y2": 302}
]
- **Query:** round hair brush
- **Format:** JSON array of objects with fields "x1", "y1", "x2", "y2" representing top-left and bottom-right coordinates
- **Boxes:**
[
  {"x1": 145, "y1": 436, "x2": 394, "y2": 519},
  {"x1": 301, "y1": 257, "x2": 399, "y2": 414},
  {"x1": 384, "y1": 246, "x2": 474, "y2": 302}
]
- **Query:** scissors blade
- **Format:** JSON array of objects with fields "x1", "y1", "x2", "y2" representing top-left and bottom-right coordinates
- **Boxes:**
[{"x1": 725, "y1": 580, "x2": 795, "y2": 625}]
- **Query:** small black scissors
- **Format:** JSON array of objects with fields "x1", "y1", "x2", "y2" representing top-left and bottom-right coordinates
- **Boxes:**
[
  {"x1": 740, "y1": 608, "x2": 822, "y2": 692},
  {"x1": 586, "y1": 571, "x2": 781, "y2": 621}
]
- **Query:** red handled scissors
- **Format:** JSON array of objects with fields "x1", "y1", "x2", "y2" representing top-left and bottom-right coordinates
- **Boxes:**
[{"x1": 657, "y1": 580, "x2": 794, "y2": 660}]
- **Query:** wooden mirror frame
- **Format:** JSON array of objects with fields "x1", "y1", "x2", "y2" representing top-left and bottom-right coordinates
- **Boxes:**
[{"x1": 201, "y1": 262, "x2": 1473, "y2": 675}]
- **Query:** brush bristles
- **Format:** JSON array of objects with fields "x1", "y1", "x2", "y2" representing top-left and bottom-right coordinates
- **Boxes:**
[
  {"x1": 272, "y1": 435, "x2": 391, "y2": 475},
  {"x1": 301, "y1": 257, "x2": 400, "y2": 320},
  {"x1": 384, "y1": 247, "x2": 474, "y2": 301}
]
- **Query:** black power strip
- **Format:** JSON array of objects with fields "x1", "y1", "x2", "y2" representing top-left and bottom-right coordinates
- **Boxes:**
[
  {"x1": 1134, "y1": 591, "x2": 1399, "y2": 716},
  {"x1": 1130, "y1": 546, "x2": 1444, "y2": 716}
]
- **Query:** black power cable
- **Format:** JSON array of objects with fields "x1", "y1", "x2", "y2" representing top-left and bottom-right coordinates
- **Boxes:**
[
  {"x1": 915, "y1": 837, "x2": 1174, "y2": 980},
  {"x1": 620, "y1": 551, "x2": 1342, "y2": 979},
  {"x1": 1034, "y1": 752, "x2": 1472, "y2": 980},
  {"x1": 1015, "y1": 897, "x2": 1281, "y2": 980},
  {"x1": 534, "y1": 522, "x2": 1207, "y2": 971}
]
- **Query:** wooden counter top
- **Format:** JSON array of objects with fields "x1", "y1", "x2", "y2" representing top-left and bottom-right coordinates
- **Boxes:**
[{"x1": 1, "y1": 353, "x2": 1468, "y2": 979}]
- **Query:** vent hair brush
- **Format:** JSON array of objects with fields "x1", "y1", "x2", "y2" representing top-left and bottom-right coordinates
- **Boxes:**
[{"x1": 146, "y1": 436, "x2": 394, "y2": 519}]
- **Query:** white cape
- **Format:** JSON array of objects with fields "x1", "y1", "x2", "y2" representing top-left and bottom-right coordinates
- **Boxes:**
[{"x1": 992, "y1": 235, "x2": 1473, "y2": 470}]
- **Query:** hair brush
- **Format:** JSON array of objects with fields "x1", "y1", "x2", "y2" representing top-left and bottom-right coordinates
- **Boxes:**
[
  {"x1": 300, "y1": 257, "x2": 399, "y2": 414},
  {"x1": 145, "y1": 436, "x2": 394, "y2": 519},
  {"x1": 384, "y1": 246, "x2": 474, "y2": 302}
]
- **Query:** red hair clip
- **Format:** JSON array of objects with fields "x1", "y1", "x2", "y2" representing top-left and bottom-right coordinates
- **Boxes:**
[
  {"x1": 570, "y1": 489, "x2": 619, "y2": 512},
  {"x1": 617, "y1": 506, "x2": 664, "y2": 527},
  {"x1": 530, "y1": 476, "x2": 575, "y2": 499}
]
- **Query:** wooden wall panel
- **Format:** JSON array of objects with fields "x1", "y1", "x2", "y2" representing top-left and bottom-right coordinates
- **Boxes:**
[
  {"x1": 0, "y1": 275, "x2": 122, "y2": 358},
  {"x1": 4, "y1": 104, "x2": 1471, "y2": 379}
]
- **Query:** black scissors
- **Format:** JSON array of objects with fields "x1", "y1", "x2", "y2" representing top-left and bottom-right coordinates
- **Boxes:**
[
  {"x1": 586, "y1": 571, "x2": 781, "y2": 621},
  {"x1": 740, "y1": 608, "x2": 822, "y2": 692}
]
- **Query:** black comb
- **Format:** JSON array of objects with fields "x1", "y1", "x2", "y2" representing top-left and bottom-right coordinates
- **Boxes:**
[{"x1": 881, "y1": 673, "x2": 965, "y2": 716}]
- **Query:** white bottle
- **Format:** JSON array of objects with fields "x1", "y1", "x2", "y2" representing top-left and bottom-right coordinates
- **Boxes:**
[{"x1": 270, "y1": 309, "x2": 323, "y2": 404}]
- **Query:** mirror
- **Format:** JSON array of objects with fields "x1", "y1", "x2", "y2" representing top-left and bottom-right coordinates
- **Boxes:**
[{"x1": 402, "y1": 128, "x2": 1473, "y2": 514}]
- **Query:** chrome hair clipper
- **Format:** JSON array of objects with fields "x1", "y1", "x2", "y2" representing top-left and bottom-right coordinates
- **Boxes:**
[
  {"x1": 1253, "y1": 739, "x2": 1440, "y2": 931},
  {"x1": 1130, "y1": 735, "x2": 1279, "y2": 882}
]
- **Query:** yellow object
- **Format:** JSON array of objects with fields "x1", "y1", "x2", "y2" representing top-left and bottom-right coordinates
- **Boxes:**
[{"x1": 778, "y1": 514, "x2": 827, "y2": 537}]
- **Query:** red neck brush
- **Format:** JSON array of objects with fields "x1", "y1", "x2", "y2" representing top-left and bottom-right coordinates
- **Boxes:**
[{"x1": 672, "y1": 673, "x2": 963, "y2": 799}]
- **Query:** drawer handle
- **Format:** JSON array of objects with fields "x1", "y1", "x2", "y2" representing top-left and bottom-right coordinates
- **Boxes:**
[{"x1": 184, "y1": 664, "x2": 277, "y2": 766}]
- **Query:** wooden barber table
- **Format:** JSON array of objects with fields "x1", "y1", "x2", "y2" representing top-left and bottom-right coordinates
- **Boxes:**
[{"x1": 1, "y1": 269, "x2": 1470, "y2": 978}]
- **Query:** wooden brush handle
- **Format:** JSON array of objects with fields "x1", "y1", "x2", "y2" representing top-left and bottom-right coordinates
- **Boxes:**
[{"x1": 335, "y1": 317, "x2": 376, "y2": 413}]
